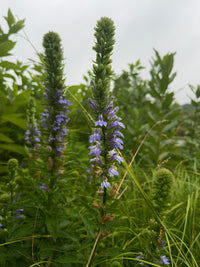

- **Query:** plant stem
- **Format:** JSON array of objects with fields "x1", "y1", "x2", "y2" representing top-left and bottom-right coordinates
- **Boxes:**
[{"x1": 86, "y1": 230, "x2": 102, "y2": 267}]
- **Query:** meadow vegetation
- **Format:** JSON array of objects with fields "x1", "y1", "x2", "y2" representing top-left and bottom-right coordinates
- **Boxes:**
[{"x1": 0, "y1": 9, "x2": 200, "y2": 267}]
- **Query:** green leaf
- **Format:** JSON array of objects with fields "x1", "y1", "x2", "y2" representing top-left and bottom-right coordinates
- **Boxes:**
[
  {"x1": 0, "y1": 40, "x2": 16, "y2": 57},
  {"x1": 0, "y1": 133, "x2": 14, "y2": 143},
  {"x1": 9, "y1": 20, "x2": 25, "y2": 34},
  {"x1": 4, "y1": 9, "x2": 15, "y2": 27},
  {"x1": 81, "y1": 215, "x2": 95, "y2": 238},
  {"x1": 1, "y1": 114, "x2": 27, "y2": 129},
  {"x1": 0, "y1": 60, "x2": 18, "y2": 70},
  {"x1": 45, "y1": 216, "x2": 58, "y2": 241},
  {"x1": 0, "y1": 144, "x2": 26, "y2": 154}
]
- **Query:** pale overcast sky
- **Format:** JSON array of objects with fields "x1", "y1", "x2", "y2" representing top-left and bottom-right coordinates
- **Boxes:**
[{"x1": 1, "y1": 0, "x2": 200, "y2": 104}]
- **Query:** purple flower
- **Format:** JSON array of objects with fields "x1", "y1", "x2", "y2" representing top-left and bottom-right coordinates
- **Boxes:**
[
  {"x1": 108, "y1": 137, "x2": 124, "y2": 150},
  {"x1": 108, "y1": 119, "x2": 125, "y2": 129},
  {"x1": 108, "y1": 128, "x2": 124, "y2": 139},
  {"x1": 160, "y1": 255, "x2": 170, "y2": 265},
  {"x1": 101, "y1": 179, "x2": 111, "y2": 189},
  {"x1": 135, "y1": 255, "x2": 144, "y2": 266},
  {"x1": 56, "y1": 144, "x2": 65, "y2": 154},
  {"x1": 13, "y1": 193, "x2": 21, "y2": 203},
  {"x1": 89, "y1": 129, "x2": 101, "y2": 143},
  {"x1": 38, "y1": 183, "x2": 49, "y2": 192},
  {"x1": 89, "y1": 143, "x2": 102, "y2": 157},
  {"x1": 109, "y1": 150, "x2": 124, "y2": 163},
  {"x1": 107, "y1": 166, "x2": 119, "y2": 177},
  {"x1": 108, "y1": 106, "x2": 119, "y2": 118},
  {"x1": 95, "y1": 115, "x2": 107, "y2": 127},
  {"x1": 13, "y1": 214, "x2": 23, "y2": 221},
  {"x1": 41, "y1": 112, "x2": 50, "y2": 118},
  {"x1": 103, "y1": 101, "x2": 113, "y2": 115},
  {"x1": 14, "y1": 209, "x2": 24, "y2": 215},
  {"x1": 25, "y1": 124, "x2": 40, "y2": 149},
  {"x1": 90, "y1": 156, "x2": 103, "y2": 165},
  {"x1": 88, "y1": 98, "x2": 98, "y2": 112},
  {"x1": 0, "y1": 223, "x2": 3, "y2": 228}
]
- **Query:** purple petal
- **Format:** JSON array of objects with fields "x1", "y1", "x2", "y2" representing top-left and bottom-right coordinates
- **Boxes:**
[
  {"x1": 95, "y1": 115, "x2": 107, "y2": 127},
  {"x1": 101, "y1": 179, "x2": 111, "y2": 189},
  {"x1": 88, "y1": 98, "x2": 98, "y2": 112},
  {"x1": 107, "y1": 166, "x2": 119, "y2": 177}
]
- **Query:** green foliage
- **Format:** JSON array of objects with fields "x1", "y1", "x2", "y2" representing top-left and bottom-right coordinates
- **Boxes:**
[
  {"x1": 1, "y1": 9, "x2": 200, "y2": 267},
  {"x1": 0, "y1": 9, "x2": 33, "y2": 169},
  {"x1": 182, "y1": 84, "x2": 200, "y2": 164},
  {"x1": 113, "y1": 61, "x2": 149, "y2": 160},
  {"x1": 144, "y1": 50, "x2": 180, "y2": 167}
]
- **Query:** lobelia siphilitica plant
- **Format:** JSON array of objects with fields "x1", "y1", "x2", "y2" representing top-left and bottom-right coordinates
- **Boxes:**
[
  {"x1": 40, "y1": 31, "x2": 71, "y2": 194},
  {"x1": 25, "y1": 97, "x2": 41, "y2": 152},
  {"x1": 136, "y1": 168, "x2": 173, "y2": 266},
  {"x1": 88, "y1": 17, "x2": 125, "y2": 222}
]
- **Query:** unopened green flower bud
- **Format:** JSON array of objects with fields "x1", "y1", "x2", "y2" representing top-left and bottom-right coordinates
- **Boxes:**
[
  {"x1": 8, "y1": 159, "x2": 18, "y2": 174},
  {"x1": 151, "y1": 168, "x2": 173, "y2": 213}
]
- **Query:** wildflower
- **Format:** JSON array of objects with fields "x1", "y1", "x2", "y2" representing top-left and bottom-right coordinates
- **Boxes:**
[
  {"x1": 14, "y1": 209, "x2": 24, "y2": 214},
  {"x1": 41, "y1": 32, "x2": 72, "y2": 160},
  {"x1": 88, "y1": 98, "x2": 98, "y2": 112},
  {"x1": 108, "y1": 136, "x2": 124, "y2": 150},
  {"x1": 0, "y1": 223, "x2": 3, "y2": 228},
  {"x1": 108, "y1": 128, "x2": 124, "y2": 138},
  {"x1": 90, "y1": 156, "x2": 103, "y2": 165},
  {"x1": 25, "y1": 98, "x2": 41, "y2": 150},
  {"x1": 87, "y1": 18, "x2": 124, "y2": 191},
  {"x1": 135, "y1": 255, "x2": 144, "y2": 266},
  {"x1": 107, "y1": 166, "x2": 119, "y2": 177},
  {"x1": 13, "y1": 208, "x2": 24, "y2": 221},
  {"x1": 108, "y1": 106, "x2": 119, "y2": 118},
  {"x1": 101, "y1": 178, "x2": 111, "y2": 189},
  {"x1": 38, "y1": 183, "x2": 49, "y2": 192},
  {"x1": 108, "y1": 118, "x2": 125, "y2": 129},
  {"x1": 89, "y1": 143, "x2": 102, "y2": 157},
  {"x1": 109, "y1": 150, "x2": 124, "y2": 164},
  {"x1": 103, "y1": 101, "x2": 113, "y2": 115},
  {"x1": 160, "y1": 255, "x2": 170, "y2": 265},
  {"x1": 13, "y1": 193, "x2": 21, "y2": 203},
  {"x1": 89, "y1": 129, "x2": 101, "y2": 143},
  {"x1": 13, "y1": 214, "x2": 23, "y2": 221},
  {"x1": 95, "y1": 115, "x2": 107, "y2": 127}
]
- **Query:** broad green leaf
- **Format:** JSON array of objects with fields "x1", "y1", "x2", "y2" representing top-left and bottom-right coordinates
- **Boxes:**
[
  {"x1": 45, "y1": 216, "x2": 58, "y2": 241},
  {"x1": 1, "y1": 114, "x2": 26, "y2": 129},
  {"x1": 0, "y1": 40, "x2": 16, "y2": 57},
  {"x1": 0, "y1": 144, "x2": 25, "y2": 154},
  {"x1": 0, "y1": 133, "x2": 13, "y2": 143},
  {"x1": 0, "y1": 60, "x2": 18, "y2": 70}
]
